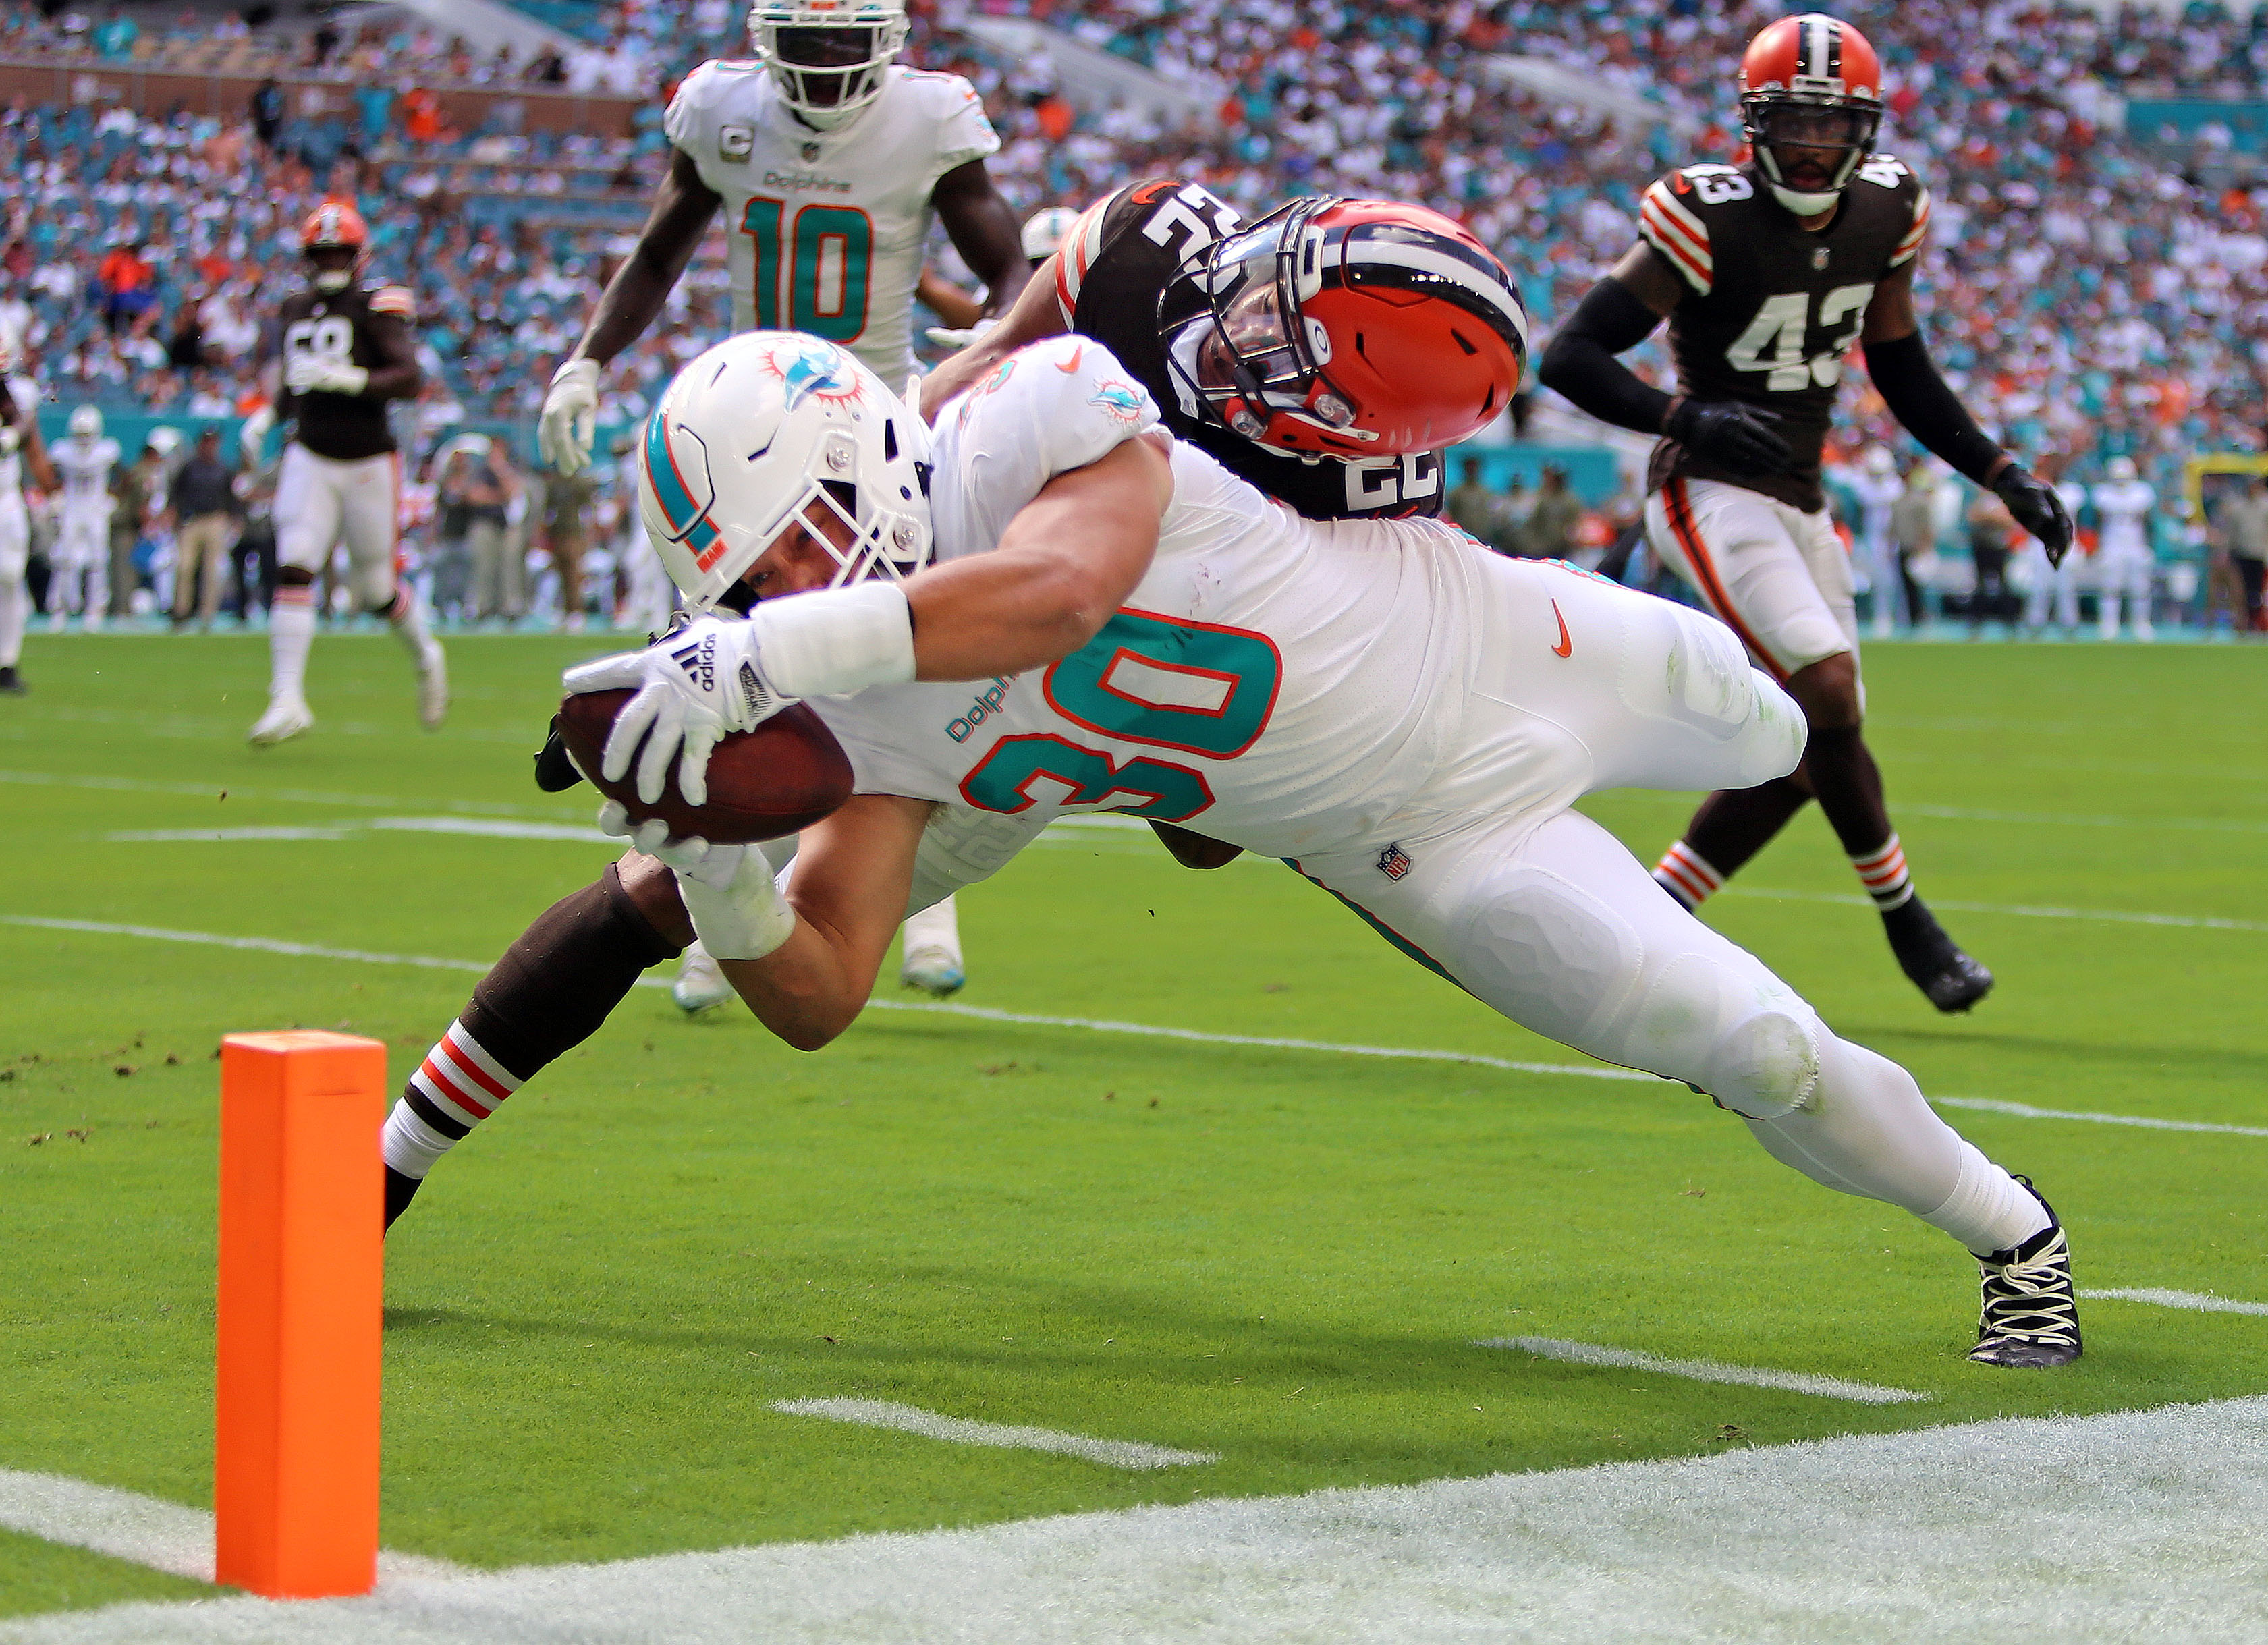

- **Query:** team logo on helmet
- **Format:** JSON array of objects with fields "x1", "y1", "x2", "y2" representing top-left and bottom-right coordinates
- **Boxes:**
[
  {"x1": 758, "y1": 338, "x2": 864, "y2": 411},
  {"x1": 1089, "y1": 381, "x2": 1144, "y2": 424}
]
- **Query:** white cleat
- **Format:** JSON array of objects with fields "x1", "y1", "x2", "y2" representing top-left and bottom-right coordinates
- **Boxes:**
[
  {"x1": 417, "y1": 649, "x2": 449, "y2": 730},
  {"x1": 671, "y1": 943, "x2": 734, "y2": 1015},
  {"x1": 900, "y1": 943, "x2": 966, "y2": 998},
  {"x1": 247, "y1": 697, "x2": 314, "y2": 745}
]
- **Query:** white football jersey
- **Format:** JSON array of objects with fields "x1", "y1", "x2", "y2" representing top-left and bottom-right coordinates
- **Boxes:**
[
  {"x1": 0, "y1": 375, "x2": 38, "y2": 499},
  {"x1": 665, "y1": 59, "x2": 999, "y2": 386},
  {"x1": 52, "y1": 435, "x2": 121, "y2": 514},
  {"x1": 1846, "y1": 470, "x2": 1902, "y2": 547},
  {"x1": 814, "y1": 337, "x2": 1794, "y2": 870},
  {"x1": 2092, "y1": 478, "x2": 2155, "y2": 555}
]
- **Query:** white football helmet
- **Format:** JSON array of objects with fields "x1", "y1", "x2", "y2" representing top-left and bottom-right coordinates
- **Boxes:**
[
  {"x1": 748, "y1": 0, "x2": 908, "y2": 132},
  {"x1": 2107, "y1": 455, "x2": 2138, "y2": 484},
  {"x1": 67, "y1": 406, "x2": 102, "y2": 440},
  {"x1": 146, "y1": 424, "x2": 184, "y2": 459},
  {"x1": 1863, "y1": 443, "x2": 1895, "y2": 477},
  {"x1": 638, "y1": 331, "x2": 932, "y2": 613},
  {"x1": 1021, "y1": 206, "x2": 1078, "y2": 264}
]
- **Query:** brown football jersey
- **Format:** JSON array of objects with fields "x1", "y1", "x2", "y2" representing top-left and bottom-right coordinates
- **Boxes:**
[
  {"x1": 275, "y1": 283, "x2": 416, "y2": 462},
  {"x1": 1638, "y1": 155, "x2": 1929, "y2": 513}
]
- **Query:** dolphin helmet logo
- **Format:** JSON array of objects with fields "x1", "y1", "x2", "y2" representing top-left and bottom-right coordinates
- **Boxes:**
[{"x1": 763, "y1": 339, "x2": 864, "y2": 411}]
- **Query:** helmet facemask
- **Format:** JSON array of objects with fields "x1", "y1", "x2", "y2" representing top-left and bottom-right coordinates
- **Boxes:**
[
  {"x1": 1184, "y1": 198, "x2": 1376, "y2": 456},
  {"x1": 1742, "y1": 94, "x2": 1880, "y2": 215},
  {"x1": 749, "y1": 4, "x2": 908, "y2": 132}
]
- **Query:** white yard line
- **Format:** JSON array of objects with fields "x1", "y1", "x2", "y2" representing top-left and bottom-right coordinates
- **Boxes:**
[
  {"x1": 771, "y1": 1399, "x2": 1216, "y2": 1470},
  {"x1": 1729, "y1": 885, "x2": 2268, "y2": 935},
  {"x1": 5, "y1": 1397, "x2": 2266, "y2": 1643},
  {"x1": 11, "y1": 918, "x2": 2267, "y2": 1140},
  {"x1": 1931, "y1": 1096, "x2": 2268, "y2": 1139},
  {"x1": 0, "y1": 769, "x2": 584, "y2": 820},
  {"x1": 2086, "y1": 1288, "x2": 2268, "y2": 1316},
  {"x1": 1476, "y1": 1337, "x2": 1929, "y2": 1405},
  {"x1": 0, "y1": 1469, "x2": 460, "y2": 1588}
]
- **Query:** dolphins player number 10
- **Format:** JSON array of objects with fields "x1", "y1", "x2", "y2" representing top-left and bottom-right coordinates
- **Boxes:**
[{"x1": 740, "y1": 197, "x2": 877, "y2": 342}]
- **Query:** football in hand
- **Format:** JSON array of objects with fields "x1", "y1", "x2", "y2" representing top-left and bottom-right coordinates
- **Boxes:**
[{"x1": 556, "y1": 689, "x2": 856, "y2": 845}]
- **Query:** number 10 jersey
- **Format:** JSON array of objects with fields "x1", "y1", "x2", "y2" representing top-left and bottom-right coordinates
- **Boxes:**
[
  {"x1": 1638, "y1": 155, "x2": 1929, "y2": 513},
  {"x1": 665, "y1": 60, "x2": 999, "y2": 388}
]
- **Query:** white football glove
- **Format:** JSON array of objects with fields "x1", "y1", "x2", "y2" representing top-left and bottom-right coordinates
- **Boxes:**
[
  {"x1": 539, "y1": 357, "x2": 601, "y2": 476},
  {"x1": 923, "y1": 317, "x2": 995, "y2": 351},
  {"x1": 561, "y1": 615, "x2": 788, "y2": 808},
  {"x1": 597, "y1": 799, "x2": 792, "y2": 960},
  {"x1": 238, "y1": 404, "x2": 275, "y2": 463},
  {"x1": 286, "y1": 354, "x2": 368, "y2": 395}
]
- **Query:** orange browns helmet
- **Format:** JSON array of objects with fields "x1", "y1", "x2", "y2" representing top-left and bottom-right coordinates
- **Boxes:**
[
  {"x1": 1738, "y1": 13, "x2": 1884, "y2": 216},
  {"x1": 1183, "y1": 196, "x2": 1528, "y2": 459},
  {"x1": 300, "y1": 202, "x2": 369, "y2": 253}
]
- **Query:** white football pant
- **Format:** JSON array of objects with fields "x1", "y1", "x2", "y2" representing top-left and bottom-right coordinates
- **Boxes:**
[
  {"x1": 0, "y1": 496, "x2": 26, "y2": 665},
  {"x1": 276, "y1": 443, "x2": 402, "y2": 607},
  {"x1": 2019, "y1": 542, "x2": 2081, "y2": 632},
  {"x1": 1646, "y1": 476, "x2": 1859, "y2": 687},
  {"x1": 2095, "y1": 544, "x2": 2155, "y2": 638}
]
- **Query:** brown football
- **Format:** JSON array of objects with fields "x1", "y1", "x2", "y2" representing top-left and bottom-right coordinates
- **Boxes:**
[{"x1": 556, "y1": 689, "x2": 855, "y2": 845}]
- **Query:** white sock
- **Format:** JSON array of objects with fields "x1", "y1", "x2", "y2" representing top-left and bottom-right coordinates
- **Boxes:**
[
  {"x1": 902, "y1": 895, "x2": 961, "y2": 959},
  {"x1": 385, "y1": 586, "x2": 440, "y2": 667},
  {"x1": 1742, "y1": 1035, "x2": 2050, "y2": 1256},
  {"x1": 0, "y1": 574, "x2": 24, "y2": 668},
  {"x1": 383, "y1": 1021, "x2": 525, "y2": 1180},
  {"x1": 269, "y1": 586, "x2": 315, "y2": 702}
]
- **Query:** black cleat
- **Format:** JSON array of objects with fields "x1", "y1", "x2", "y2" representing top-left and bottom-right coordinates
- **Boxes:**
[
  {"x1": 0, "y1": 666, "x2": 24, "y2": 695},
  {"x1": 1882, "y1": 895, "x2": 1993, "y2": 1012},
  {"x1": 1970, "y1": 1178, "x2": 2081, "y2": 1368},
  {"x1": 384, "y1": 1165, "x2": 422, "y2": 1230}
]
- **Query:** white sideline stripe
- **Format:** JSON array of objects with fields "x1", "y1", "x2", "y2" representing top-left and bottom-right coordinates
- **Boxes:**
[
  {"x1": 101, "y1": 818, "x2": 611, "y2": 845},
  {"x1": 771, "y1": 1399, "x2": 1216, "y2": 1470},
  {"x1": 1732, "y1": 885, "x2": 2268, "y2": 936},
  {"x1": 0, "y1": 768, "x2": 584, "y2": 820},
  {"x1": 1931, "y1": 1095, "x2": 2268, "y2": 1138},
  {"x1": 0, "y1": 1470, "x2": 461, "y2": 1587},
  {"x1": 16, "y1": 918, "x2": 2268, "y2": 1142},
  {"x1": 2086, "y1": 1287, "x2": 2268, "y2": 1316},
  {"x1": 10, "y1": 1399, "x2": 2268, "y2": 1643},
  {"x1": 1478, "y1": 1337, "x2": 1929, "y2": 1406}
]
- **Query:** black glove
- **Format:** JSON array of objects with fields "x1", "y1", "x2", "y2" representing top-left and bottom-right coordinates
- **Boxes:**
[
  {"x1": 532, "y1": 715, "x2": 585, "y2": 793},
  {"x1": 1992, "y1": 464, "x2": 2074, "y2": 567},
  {"x1": 1665, "y1": 399, "x2": 1793, "y2": 479}
]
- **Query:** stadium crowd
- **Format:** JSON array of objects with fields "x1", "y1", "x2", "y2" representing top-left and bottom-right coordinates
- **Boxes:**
[{"x1": 2, "y1": 0, "x2": 2265, "y2": 628}]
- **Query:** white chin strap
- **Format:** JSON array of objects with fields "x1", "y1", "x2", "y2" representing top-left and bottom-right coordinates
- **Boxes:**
[
  {"x1": 313, "y1": 271, "x2": 352, "y2": 291},
  {"x1": 1767, "y1": 182, "x2": 1843, "y2": 215}
]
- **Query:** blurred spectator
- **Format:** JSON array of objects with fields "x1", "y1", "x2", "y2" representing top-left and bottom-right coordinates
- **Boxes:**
[
  {"x1": 2215, "y1": 473, "x2": 2268, "y2": 630},
  {"x1": 109, "y1": 439, "x2": 162, "y2": 618},
  {"x1": 1891, "y1": 468, "x2": 1939, "y2": 628},
  {"x1": 250, "y1": 78, "x2": 284, "y2": 152},
  {"x1": 1965, "y1": 487, "x2": 2018, "y2": 635},
  {"x1": 168, "y1": 425, "x2": 239, "y2": 629},
  {"x1": 165, "y1": 296, "x2": 209, "y2": 373},
  {"x1": 540, "y1": 465, "x2": 596, "y2": 632},
  {"x1": 1517, "y1": 465, "x2": 1581, "y2": 561},
  {"x1": 229, "y1": 462, "x2": 277, "y2": 623},
  {"x1": 437, "y1": 437, "x2": 520, "y2": 623},
  {"x1": 91, "y1": 7, "x2": 135, "y2": 60},
  {"x1": 1443, "y1": 455, "x2": 1508, "y2": 551},
  {"x1": 95, "y1": 242, "x2": 155, "y2": 335}
]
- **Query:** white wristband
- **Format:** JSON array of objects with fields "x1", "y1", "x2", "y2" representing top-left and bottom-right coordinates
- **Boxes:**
[{"x1": 751, "y1": 580, "x2": 916, "y2": 700}]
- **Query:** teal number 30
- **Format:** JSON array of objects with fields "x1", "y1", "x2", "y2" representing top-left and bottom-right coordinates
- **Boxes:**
[{"x1": 960, "y1": 609, "x2": 1282, "y2": 823}]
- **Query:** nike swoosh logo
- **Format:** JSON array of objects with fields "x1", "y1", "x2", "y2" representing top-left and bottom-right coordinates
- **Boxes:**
[
  {"x1": 1055, "y1": 345, "x2": 1084, "y2": 374},
  {"x1": 1550, "y1": 601, "x2": 1572, "y2": 658}
]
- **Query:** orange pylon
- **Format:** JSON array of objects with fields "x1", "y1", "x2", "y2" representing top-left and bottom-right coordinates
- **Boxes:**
[{"x1": 215, "y1": 1030, "x2": 386, "y2": 1598}]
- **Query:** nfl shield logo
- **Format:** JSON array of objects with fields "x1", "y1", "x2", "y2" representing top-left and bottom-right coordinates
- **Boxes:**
[{"x1": 1377, "y1": 843, "x2": 1412, "y2": 881}]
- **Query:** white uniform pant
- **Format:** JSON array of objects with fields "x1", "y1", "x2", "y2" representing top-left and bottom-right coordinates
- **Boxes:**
[
  {"x1": 2095, "y1": 542, "x2": 2153, "y2": 634},
  {"x1": 2019, "y1": 542, "x2": 2081, "y2": 630},
  {"x1": 1645, "y1": 476, "x2": 1857, "y2": 684},
  {"x1": 0, "y1": 494, "x2": 27, "y2": 666},
  {"x1": 276, "y1": 443, "x2": 402, "y2": 609},
  {"x1": 52, "y1": 504, "x2": 111, "y2": 615}
]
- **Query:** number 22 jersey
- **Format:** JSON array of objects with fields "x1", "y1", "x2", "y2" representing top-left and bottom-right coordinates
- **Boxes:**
[
  {"x1": 665, "y1": 60, "x2": 999, "y2": 387},
  {"x1": 1638, "y1": 155, "x2": 1929, "y2": 513}
]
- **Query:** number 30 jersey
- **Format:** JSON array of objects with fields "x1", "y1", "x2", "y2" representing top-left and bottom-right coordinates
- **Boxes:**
[
  {"x1": 1639, "y1": 155, "x2": 1929, "y2": 513},
  {"x1": 666, "y1": 60, "x2": 999, "y2": 387},
  {"x1": 811, "y1": 336, "x2": 1800, "y2": 867}
]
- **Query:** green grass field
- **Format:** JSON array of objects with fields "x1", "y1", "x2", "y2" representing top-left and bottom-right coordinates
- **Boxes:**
[{"x1": 3, "y1": 631, "x2": 2264, "y2": 1622}]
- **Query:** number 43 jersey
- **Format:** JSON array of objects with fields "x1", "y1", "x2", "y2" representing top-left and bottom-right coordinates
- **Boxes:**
[
  {"x1": 666, "y1": 60, "x2": 999, "y2": 387},
  {"x1": 810, "y1": 335, "x2": 1802, "y2": 866},
  {"x1": 1639, "y1": 154, "x2": 1929, "y2": 513}
]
